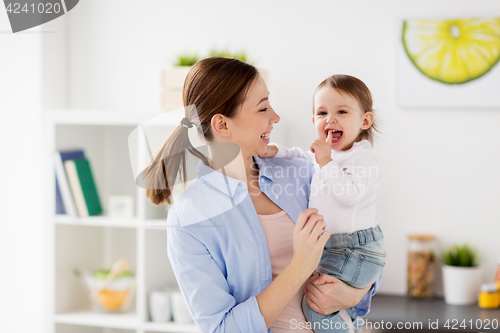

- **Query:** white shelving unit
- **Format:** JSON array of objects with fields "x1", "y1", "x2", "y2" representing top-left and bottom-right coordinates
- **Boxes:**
[{"x1": 44, "y1": 110, "x2": 200, "y2": 333}]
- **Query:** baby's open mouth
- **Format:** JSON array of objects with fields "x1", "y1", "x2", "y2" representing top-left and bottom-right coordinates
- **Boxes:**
[{"x1": 326, "y1": 130, "x2": 343, "y2": 141}]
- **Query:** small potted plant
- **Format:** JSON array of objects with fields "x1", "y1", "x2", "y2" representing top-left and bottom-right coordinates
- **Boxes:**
[
  {"x1": 163, "y1": 53, "x2": 200, "y2": 111},
  {"x1": 208, "y1": 49, "x2": 268, "y2": 84},
  {"x1": 208, "y1": 49, "x2": 248, "y2": 62},
  {"x1": 441, "y1": 244, "x2": 481, "y2": 305},
  {"x1": 165, "y1": 53, "x2": 200, "y2": 88},
  {"x1": 162, "y1": 51, "x2": 266, "y2": 111},
  {"x1": 175, "y1": 54, "x2": 200, "y2": 67}
]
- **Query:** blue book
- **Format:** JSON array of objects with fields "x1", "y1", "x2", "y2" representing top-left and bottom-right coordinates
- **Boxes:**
[
  {"x1": 54, "y1": 149, "x2": 86, "y2": 216},
  {"x1": 55, "y1": 178, "x2": 65, "y2": 214}
]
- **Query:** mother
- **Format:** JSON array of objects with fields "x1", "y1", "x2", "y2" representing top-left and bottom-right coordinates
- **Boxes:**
[{"x1": 145, "y1": 57, "x2": 377, "y2": 332}]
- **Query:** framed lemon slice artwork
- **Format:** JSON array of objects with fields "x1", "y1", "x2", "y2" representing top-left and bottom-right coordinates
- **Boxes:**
[{"x1": 398, "y1": 17, "x2": 500, "y2": 108}]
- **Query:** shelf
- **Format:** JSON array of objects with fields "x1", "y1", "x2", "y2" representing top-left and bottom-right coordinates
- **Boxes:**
[
  {"x1": 46, "y1": 110, "x2": 161, "y2": 126},
  {"x1": 54, "y1": 311, "x2": 139, "y2": 330},
  {"x1": 47, "y1": 110, "x2": 194, "y2": 333},
  {"x1": 45, "y1": 110, "x2": 182, "y2": 126},
  {"x1": 144, "y1": 221, "x2": 169, "y2": 230},
  {"x1": 143, "y1": 321, "x2": 199, "y2": 333},
  {"x1": 55, "y1": 215, "x2": 141, "y2": 228},
  {"x1": 53, "y1": 312, "x2": 199, "y2": 332},
  {"x1": 54, "y1": 216, "x2": 167, "y2": 229}
]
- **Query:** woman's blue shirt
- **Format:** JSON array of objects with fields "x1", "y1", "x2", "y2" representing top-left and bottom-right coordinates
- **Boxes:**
[{"x1": 166, "y1": 156, "x2": 379, "y2": 333}]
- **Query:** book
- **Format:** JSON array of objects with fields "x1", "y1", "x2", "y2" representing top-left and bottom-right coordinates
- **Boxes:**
[
  {"x1": 55, "y1": 178, "x2": 65, "y2": 214},
  {"x1": 54, "y1": 149, "x2": 86, "y2": 216},
  {"x1": 64, "y1": 158, "x2": 103, "y2": 217}
]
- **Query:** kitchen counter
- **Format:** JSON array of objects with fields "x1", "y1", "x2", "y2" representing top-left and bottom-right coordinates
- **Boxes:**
[{"x1": 361, "y1": 295, "x2": 500, "y2": 332}]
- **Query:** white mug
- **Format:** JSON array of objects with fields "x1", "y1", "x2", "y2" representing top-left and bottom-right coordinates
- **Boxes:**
[
  {"x1": 149, "y1": 290, "x2": 171, "y2": 322},
  {"x1": 170, "y1": 291, "x2": 193, "y2": 323}
]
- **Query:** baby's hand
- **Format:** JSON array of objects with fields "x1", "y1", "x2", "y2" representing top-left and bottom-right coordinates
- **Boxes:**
[
  {"x1": 258, "y1": 144, "x2": 278, "y2": 158},
  {"x1": 310, "y1": 132, "x2": 333, "y2": 168}
]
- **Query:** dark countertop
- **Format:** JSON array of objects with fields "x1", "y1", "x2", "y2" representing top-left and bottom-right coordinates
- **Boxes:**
[{"x1": 362, "y1": 295, "x2": 500, "y2": 332}]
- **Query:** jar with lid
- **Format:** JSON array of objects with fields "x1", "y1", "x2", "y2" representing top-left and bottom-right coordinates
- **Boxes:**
[
  {"x1": 478, "y1": 283, "x2": 499, "y2": 309},
  {"x1": 407, "y1": 234, "x2": 436, "y2": 298}
]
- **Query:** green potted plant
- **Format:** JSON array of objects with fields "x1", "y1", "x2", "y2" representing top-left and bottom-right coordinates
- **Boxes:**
[
  {"x1": 208, "y1": 50, "x2": 247, "y2": 62},
  {"x1": 162, "y1": 51, "x2": 266, "y2": 111},
  {"x1": 174, "y1": 53, "x2": 200, "y2": 67},
  {"x1": 163, "y1": 53, "x2": 200, "y2": 111},
  {"x1": 441, "y1": 244, "x2": 481, "y2": 305},
  {"x1": 207, "y1": 49, "x2": 268, "y2": 84}
]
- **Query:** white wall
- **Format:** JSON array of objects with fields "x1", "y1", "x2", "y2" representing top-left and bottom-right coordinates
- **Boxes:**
[
  {"x1": 0, "y1": 7, "x2": 68, "y2": 332},
  {"x1": 65, "y1": 0, "x2": 500, "y2": 295},
  {"x1": 0, "y1": 12, "x2": 45, "y2": 333}
]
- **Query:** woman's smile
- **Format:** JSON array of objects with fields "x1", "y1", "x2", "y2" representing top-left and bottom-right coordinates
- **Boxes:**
[{"x1": 261, "y1": 131, "x2": 271, "y2": 144}]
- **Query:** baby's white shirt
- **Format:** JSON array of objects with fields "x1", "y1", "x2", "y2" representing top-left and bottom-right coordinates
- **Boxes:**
[{"x1": 273, "y1": 140, "x2": 380, "y2": 235}]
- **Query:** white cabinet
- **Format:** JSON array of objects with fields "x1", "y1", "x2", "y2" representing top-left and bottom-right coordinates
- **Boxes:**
[{"x1": 44, "y1": 110, "x2": 199, "y2": 333}]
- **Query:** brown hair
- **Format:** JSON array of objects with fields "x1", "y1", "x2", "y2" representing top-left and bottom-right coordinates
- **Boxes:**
[
  {"x1": 144, "y1": 57, "x2": 259, "y2": 205},
  {"x1": 313, "y1": 74, "x2": 377, "y2": 144}
]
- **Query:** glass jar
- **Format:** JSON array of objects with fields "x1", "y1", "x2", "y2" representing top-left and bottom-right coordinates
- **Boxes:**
[
  {"x1": 478, "y1": 283, "x2": 499, "y2": 309},
  {"x1": 407, "y1": 234, "x2": 436, "y2": 298}
]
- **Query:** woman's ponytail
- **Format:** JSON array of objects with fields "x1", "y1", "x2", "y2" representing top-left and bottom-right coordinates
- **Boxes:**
[{"x1": 144, "y1": 115, "x2": 209, "y2": 205}]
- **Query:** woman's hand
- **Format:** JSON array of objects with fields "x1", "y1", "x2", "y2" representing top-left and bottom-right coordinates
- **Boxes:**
[
  {"x1": 304, "y1": 272, "x2": 371, "y2": 315},
  {"x1": 291, "y1": 209, "x2": 330, "y2": 277},
  {"x1": 310, "y1": 131, "x2": 333, "y2": 168}
]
